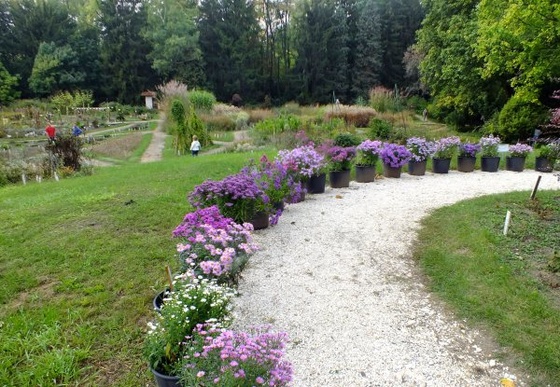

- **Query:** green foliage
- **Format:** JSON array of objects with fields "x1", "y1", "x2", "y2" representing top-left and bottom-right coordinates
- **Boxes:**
[
  {"x1": 45, "y1": 134, "x2": 85, "y2": 172},
  {"x1": 333, "y1": 133, "x2": 361, "y2": 147},
  {"x1": 188, "y1": 90, "x2": 216, "y2": 111},
  {"x1": 367, "y1": 118, "x2": 391, "y2": 140},
  {"x1": 170, "y1": 99, "x2": 189, "y2": 154},
  {"x1": 498, "y1": 97, "x2": 548, "y2": 142},
  {"x1": 0, "y1": 62, "x2": 20, "y2": 105}
]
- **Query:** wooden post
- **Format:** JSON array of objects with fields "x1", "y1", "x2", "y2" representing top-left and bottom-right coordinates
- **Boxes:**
[{"x1": 530, "y1": 175, "x2": 541, "y2": 200}]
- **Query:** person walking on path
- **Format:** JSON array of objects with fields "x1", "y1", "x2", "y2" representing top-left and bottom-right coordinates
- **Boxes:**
[{"x1": 190, "y1": 135, "x2": 201, "y2": 156}]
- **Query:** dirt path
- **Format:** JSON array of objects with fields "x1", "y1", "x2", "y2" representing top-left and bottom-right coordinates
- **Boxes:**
[{"x1": 140, "y1": 118, "x2": 167, "y2": 163}]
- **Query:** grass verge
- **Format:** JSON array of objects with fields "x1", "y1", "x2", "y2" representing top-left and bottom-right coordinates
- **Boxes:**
[{"x1": 414, "y1": 190, "x2": 560, "y2": 386}]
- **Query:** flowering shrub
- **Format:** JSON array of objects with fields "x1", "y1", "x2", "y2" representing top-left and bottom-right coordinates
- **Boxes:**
[
  {"x1": 508, "y1": 143, "x2": 533, "y2": 157},
  {"x1": 324, "y1": 145, "x2": 356, "y2": 172},
  {"x1": 276, "y1": 145, "x2": 326, "y2": 178},
  {"x1": 380, "y1": 142, "x2": 412, "y2": 168},
  {"x1": 182, "y1": 325, "x2": 293, "y2": 386},
  {"x1": 406, "y1": 137, "x2": 436, "y2": 162},
  {"x1": 189, "y1": 172, "x2": 270, "y2": 223},
  {"x1": 479, "y1": 134, "x2": 501, "y2": 157},
  {"x1": 458, "y1": 143, "x2": 481, "y2": 158},
  {"x1": 355, "y1": 140, "x2": 383, "y2": 166},
  {"x1": 433, "y1": 136, "x2": 461, "y2": 159},
  {"x1": 173, "y1": 206, "x2": 258, "y2": 283},
  {"x1": 144, "y1": 277, "x2": 236, "y2": 376}
]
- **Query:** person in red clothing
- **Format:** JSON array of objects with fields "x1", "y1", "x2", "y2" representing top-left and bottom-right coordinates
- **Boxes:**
[{"x1": 45, "y1": 122, "x2": 56, "y2": 142}]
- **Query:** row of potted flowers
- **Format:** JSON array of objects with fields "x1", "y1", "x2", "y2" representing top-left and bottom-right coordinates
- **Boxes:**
[{"x1": 144, "y1": 205, "x2": 293, "y2": 386}]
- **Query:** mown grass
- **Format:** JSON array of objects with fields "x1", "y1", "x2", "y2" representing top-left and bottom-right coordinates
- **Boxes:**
[
  {"x1": 414, "y1": 190, "x2": 560, "y2": 386},
  {"x1": 0, "y1": 150, "x2": 274, "y2": 386}
]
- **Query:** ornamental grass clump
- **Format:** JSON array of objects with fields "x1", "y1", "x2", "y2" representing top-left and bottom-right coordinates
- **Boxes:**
[
  {"x1": 380, "y1": 142, "x2": 412, "y2": 168},
  {"x1": 182, "y1": 325, "x2": 293, "y2": 387},
  {"x1": 479, "y1": 134, "x2": 501, "y2": 157},
  {"x1": 276, "y1": 144, "x2": 326, "y2": 178},
  {"x1": 143, "y1": 277, "x2": 236, "y2": 377},
  {"x1": 173, "y1": 206, "x2": 258, "y2": 283},
  {"x1": 406, "y1": 137, "x2": 436, "y2": 162},
  {"x1": 324, "y1": 145, "x2": 356, "y2": 172},
  {"x1": 458, "y1": 142, "x2": 481, "y2": 158},
  {"x1": 189, "y1": 172, "x2": 270, "y2": 224},
  {"x1": 433, "y1": 136, "x2": 461, "y2": 159},
  {"x1": 508, "y1": 143, "x2": 533, "y2": 157},
  {"x1": 355, "y1": 139, "x2": 383, "y2": 167}
]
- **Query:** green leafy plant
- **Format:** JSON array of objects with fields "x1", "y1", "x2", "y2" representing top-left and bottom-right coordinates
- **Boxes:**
[{"x1": 188, "y1": 90, "x2": 216, "y2": 111}]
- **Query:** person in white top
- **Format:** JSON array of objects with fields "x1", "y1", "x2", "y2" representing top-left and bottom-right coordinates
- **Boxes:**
[{"x1": 190, "y1": 135, "x2": 201, "y2": 156}]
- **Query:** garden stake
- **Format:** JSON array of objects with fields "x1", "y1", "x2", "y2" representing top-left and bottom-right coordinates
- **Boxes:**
[
  {"x1": 21, "y1": 173, "x2": 26, "y2": 185},
  {"x1": 503, "y1": 210, "x2": 511, "y2": 236},
  {"x1": 165, "y1": 265, "x2": 174, "y2": 291},
  {"x1": 530, "y1": 175, "x2": 541, "y2": 200}
]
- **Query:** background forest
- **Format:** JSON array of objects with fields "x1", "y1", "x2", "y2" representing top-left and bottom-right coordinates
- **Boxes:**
[{"x1": 0, "y1": 0, "x2": 559, "y2": 140}]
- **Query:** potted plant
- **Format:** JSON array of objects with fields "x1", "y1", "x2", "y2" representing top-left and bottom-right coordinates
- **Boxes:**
[
  {"x1": 323, "y1": 145, "x2": 356, "y2": 188},
  {"x1": 479, "y1": 134, "x2": 501, "y2": 172},
  {"x1": 380, "y1": 142, "x2": 412, "y2": 178},
  {"x1": 355, "y1": 139, "x2": 383, "y2": 182},
  {"x1": 535, "y1": 140, "x2": 560, "y2": 172},
  {"x1": 406, "y1": 137, "x2": 436, "y2": 176},
  {"x1": 432, "y1": 136, "x2": 461, "y2": 173},
  {"x1": 172, "y1": 205, "x2": 259, "y2": 285},
  {"x1": 144, "y1": 277, "x2": 236, "y2": 385},
  {"x1": 277, "y1": 144, "x2": 326, "y2": 194},
  {"x1": 181, "y1": 324, "x2": 293, "y2": 386},
  {"x1": 243, "y1": 155, "x2": 302, "y2": 224},
  {"x1": 457, "y1": 142, "x2": 480, "y2": 172},
  {"x1": 188, "y1": 172, "x2": 272, "y2": 229},
  {"x1": 506, "y1": 143, "x2": 532, "y2": 172}
]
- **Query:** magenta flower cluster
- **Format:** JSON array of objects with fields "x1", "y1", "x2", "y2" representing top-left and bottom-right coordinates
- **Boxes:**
[
  {"x1": 356, "y1": 140, "x2": 383, "y2": 166},
  {"x1": 173, "y1": 206, "x2": 258, "y2": 282},
  {"x1": 380, "y1": 142, "x2": 412, "y2": 168},
  {"x1": 433, "y1": 136, "x2": 461, "y2": 159},
  {"x1": 406, "y1": 137, "x2": 436, "y2": 162},
  {"x1": 183, "y1": 324, "x2": 293, "y2": 386},
  {"x1": 459, "y1": 143, "x2": 481, "y2": 158},
  {"x1": 277, "y1": 145, "x2": 326, "y2": 178},
  {"x1": 324, "y1": 146, "x2": 356, "y2": 172},
  {"x1": 508, "y1": 143, "x2": 533, "y2": 157}
]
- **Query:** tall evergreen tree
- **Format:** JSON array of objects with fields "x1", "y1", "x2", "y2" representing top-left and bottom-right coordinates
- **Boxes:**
[
  {"x1": 198, "y1": 0, "x2": 263, "y2": 103},
  {"x1": 353, "y1": 0, "x2": 382, "y2": 99},
  {"x1": 293, "y1": 0, "x2": 349, "y2": 104},
  {"x1": 378, "y1": 0, "x2": 423, "y2": 88},
  {"x1": 0, "y1": 0, "x2": 77, "y2": 97},
  {"x1": 97, "y1": 0, "x2": 156, "y2": 104}
]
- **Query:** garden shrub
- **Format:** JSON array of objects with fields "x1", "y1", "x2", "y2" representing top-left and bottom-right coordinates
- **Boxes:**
[
  {"x1": 498, "y1": 97, "x2": 549, "y2": 142},
  {"x1": 188, "y1": 90, "x2": 216, "y2": 111},
  {"x1": 45, "y1": 134, "x2": 84, "y2": 171},
  {"x1": 235, "y1": 112, "x2": 250, "y2": 130},
  {"x1": 369, "y1": 86, "x2": 401, "y2": 113},
  {"x1": 368, "y1": 118, "x2": 392, "y2": 140},
  {"x1": 334, "y1": 133, "x2": 361, "y2": 147}
]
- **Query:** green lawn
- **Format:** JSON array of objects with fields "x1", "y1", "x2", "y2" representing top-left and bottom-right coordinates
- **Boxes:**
[
  {"x1": 415, "y1": 191, "x2": 560, "y2": 386},
  {"x1": 0, "y1": 151, "x2": 270, "y2": 386}
]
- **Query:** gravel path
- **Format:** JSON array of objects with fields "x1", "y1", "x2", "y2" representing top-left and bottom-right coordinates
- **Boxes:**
[
  {"x1": 141, "y1": 119, "x2": 166, "y2": 163},
  {"x1": 233, "y1": 170, "x2": 559, "y2": 387}
]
